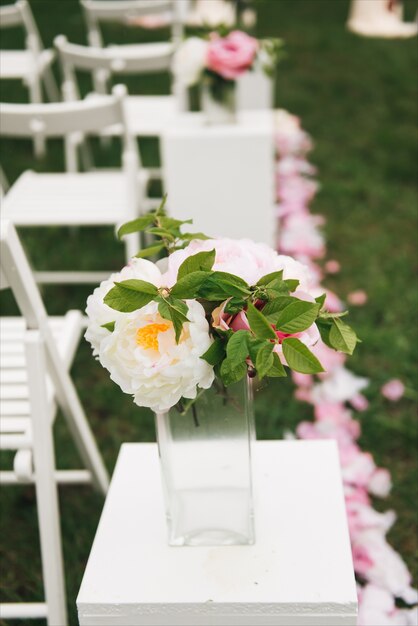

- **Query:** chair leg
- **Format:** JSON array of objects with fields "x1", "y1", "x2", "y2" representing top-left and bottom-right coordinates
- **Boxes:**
[
  {"x1": 42, "y1": 65, "x2": 60, "y2": 102},
  {"x1": 43, "y1": 332, "x2": 109, "y2": 495},
  {"x1": 27, "y1": 75, "x2": 46, "y2": 158},
  {"x1": 57, "y1": 384, "x2": 109, "y2": 495},
  {"x1": 25, "y1": 331, "x2": 68, "y2": 626}
]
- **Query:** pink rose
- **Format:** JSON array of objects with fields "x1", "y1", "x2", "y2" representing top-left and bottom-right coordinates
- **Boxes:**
[
  {"x1": 212, "y1": 297, "x2": 320, "y2": 370},
  {"x1": 381, "y1": 379, "x2": 405, "y2": 402},
  {"x1": 206, "y1": 30, "x2": 258, "y2": 80}
]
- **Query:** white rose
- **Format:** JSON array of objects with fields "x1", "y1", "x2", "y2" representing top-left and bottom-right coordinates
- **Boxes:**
[
  {"x1": 85, "y1": 258, "x2": 162, "y2": 356},
  {"x1": 172, "y1": 37, "x2": 208, "y2": 87},
  {"x1": 98, "y1": 300, "x2": 214, "y2": 412},
  {"x1": 165, "y1": 238, "x2": 315, "y2": 292}
]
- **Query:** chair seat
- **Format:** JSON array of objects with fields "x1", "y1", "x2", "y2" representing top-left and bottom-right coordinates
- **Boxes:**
[
  {"x1": 0, "y1": 49, "x2": 54, "y2": 80},
  {"x1": 85, "y1": 93, "x2": 178, "y2": 136},
  {"x1": 1, "y1": 170, "x2": 147, "y2": 226},
  {"x1": 0, "y1": 311, "x2": 82, "y2": 448}
]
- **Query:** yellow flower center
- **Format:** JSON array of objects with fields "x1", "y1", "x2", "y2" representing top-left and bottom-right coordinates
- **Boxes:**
[{"x1": 136, "y1": 323, "x2": 170, "y2": 351}]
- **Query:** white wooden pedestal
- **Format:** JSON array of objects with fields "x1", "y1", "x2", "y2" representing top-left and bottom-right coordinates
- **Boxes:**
[
  {"x1": 161, "y1": 111, "x2": 277, "y2": 247},
  {"x1": 77, "y1": 441, "x2": 357, "y2": 626}
]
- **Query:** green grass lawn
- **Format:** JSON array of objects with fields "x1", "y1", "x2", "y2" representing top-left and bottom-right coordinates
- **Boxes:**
[{"x1": 0, "y1": 1, "x2": 417, "y2": 624}]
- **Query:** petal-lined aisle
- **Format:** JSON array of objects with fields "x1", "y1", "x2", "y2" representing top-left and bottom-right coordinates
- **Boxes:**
[{"x1": 274, "y1": 111, "x2": 417, "y2": 626}]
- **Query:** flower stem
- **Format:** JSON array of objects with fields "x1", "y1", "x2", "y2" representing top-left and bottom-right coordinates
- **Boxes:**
[{"x1": 192, "y1": 403, "x2": 200, "y2": 428}]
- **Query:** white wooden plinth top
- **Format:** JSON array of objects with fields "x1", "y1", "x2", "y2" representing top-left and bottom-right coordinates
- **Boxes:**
[{"x1": 77, "y1": 441, "x2": 357, "y2": 626}]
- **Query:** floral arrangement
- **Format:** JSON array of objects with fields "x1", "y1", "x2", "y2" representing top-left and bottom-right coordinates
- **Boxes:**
[
  {"x1": 273, "y1": 111, "x2": 417, "y2": 625},
  {"x1": 172, "y1": 30, "x2": 283, "y2": 103},
  {"x1": 85, "y1": 198, "x2": 358, "y2": 414}
]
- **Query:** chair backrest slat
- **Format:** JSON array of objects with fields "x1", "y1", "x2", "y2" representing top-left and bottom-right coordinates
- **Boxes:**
[
  {"x1": 0, "y1": 1, "x2": 43, "y2": 55},
  {"x1": 0, "y1": 87, "x2": 126, "y2": 137},
  {"x1": 55, "y1": 36, "x2": 172, "y2": 76},
  {"x1": 81, "y1": 0, "x2": 173, "y2": 22},
  {"x1": 0, "y1": 3, "x2": 23, "y2": 28},
  {"x1": 81, "y1": 0, "x2": 183, "y2": 48}
]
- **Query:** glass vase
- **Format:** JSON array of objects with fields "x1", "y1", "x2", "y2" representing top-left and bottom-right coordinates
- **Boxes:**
[
  {"x1": 155, "y1": 377, "x2": 255, "y2": 546},
  {"x1": 201, "y1": 80, "x2": 237, "y2": 125}
]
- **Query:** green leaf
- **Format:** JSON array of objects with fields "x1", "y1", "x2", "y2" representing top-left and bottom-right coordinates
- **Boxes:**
[
  {"x1": 246, "y1": 302, "x2": 277, "y2": 340},
  {"x1": 282, "y1": 338, "x2": 324, "y2": 374},
  {"x1": 329, "y1": 318, "x2": 358, "y2": 355},
  {"x1": 158, "y1": 298, "x2": 189, "y2": 343},
  {"x1": 159, "y1": 216, "x2": 193, "y2": 230},
  {"x1": 275, "y1": 301, "x2": 320, "y2": 334},
  {"x1": 284, "y1": 279, "x2": 300, "y2": 292},
  {"x1": 104, "y1": 284, "x2": 155, "y2": 312},
  {"x1": 224, "y1": 297, "x2": 246, "y2": 315},
  {"x1": 247, "y1": 336, "x2": 267, "y2": 365},
  {"x1": 147, "y1": 227, "x2": 176, "y2": 240},
  {"x1": 257, "y1": 270, "x2": 284, "y2": 286},
  {"x1": 198, "y1": 272, "x2": 251, "y2": 300},
  {"x1": 116, "y1": 279, "x2": 158, "y2": 295},
  {"x1": 226, "y1": 330, "x2": 249, "y2": 364},
  {"x1": 265, "y1": 278, "x2": 290, "y2": 296},
  {"x1": 155, "y1": 193, "x2": 168, "y2": 216},
  {"x1": 177, "y1": 249, "x2": 216, "y2": 280},
  {"x1": 135, "y1": 244, "x2": 165, "y2": 258},
  {"x1": 168, "y1": 297, "x2": 189, "y2": 318},
  {"x1": 268, "y1": 353, "x2": 287, "y2": 377},
  {"x1": 220, "y1": 359, "x2": 247, "y2": 386},
  {"x1": 255, "y1": 343, "x2": 274, "y2": 379},
  {"x1": 170, "y1": 271, "x2": 212, "y2": 299},
  {"x1": 315, "y1": 293, "x2": 326, "y2": 309},
  {"x1": 101, "y1": 321, "x2": 115, "y2": 332},
  {"x1": 262, "y1": 296, "x2": 295, "y2": 321},
  {"x1": 117, "y1": 214, "x2": 155, "y2": 240},
  {"x1": 316, "y1": 318, "x2": 333, "y2": 348},
  {"x1": 201, "y1": 338, "x2": 226, "y2": 366},
  {"x1": 319, "y1": 310, "x2": 349, "y2": 320},
  {"x1": 181, "y1": 232, "x2": 211, "y2": 241}
]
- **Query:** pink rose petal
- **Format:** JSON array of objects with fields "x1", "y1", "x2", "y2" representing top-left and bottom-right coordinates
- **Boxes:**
[
  {"x1": 347, "y1": 290, "x2": 368, "y2": 306},
  {"x1": 381, "y1": 379, "x2": 405, "y2": 402}
]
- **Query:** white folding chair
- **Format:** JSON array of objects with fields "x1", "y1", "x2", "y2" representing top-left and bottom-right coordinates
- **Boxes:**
[
  {"x1": 0, "y1": 219, "x2": 109, "y2": 625},
  {"x1": 81, "y1": 0, "x2": 184, "y2": 48},
  {"x1": 54, "y1": 35, "x2": 183, "y2": 139},
  {"x1": 0, "y1": 0, "x2": 60, "y2": 156},
  {"x1": 80, "y1": 0, "x2": 184, "y2": 96},
  {"x1": 0, "y1": 85, "x2": 148, "y2": 284}
]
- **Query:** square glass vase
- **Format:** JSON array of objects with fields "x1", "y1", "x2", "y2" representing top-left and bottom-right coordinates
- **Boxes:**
[
  {"x1": 154, "y1": 377, "x2": 255, "y2": 547},
  {"x1": 201, "y1": 81, "x2": 237, "y2": 125}
]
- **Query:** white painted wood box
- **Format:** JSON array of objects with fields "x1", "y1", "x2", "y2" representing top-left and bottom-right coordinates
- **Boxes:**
[
  {"x1": 161, "y1": 110, "x2": 277, "y2": 248},
  {"x1": 77, "y1": 441, "x2": 357, "y2": 625}
]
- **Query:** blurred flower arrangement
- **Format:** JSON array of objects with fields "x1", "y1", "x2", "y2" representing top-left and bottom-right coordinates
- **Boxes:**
[
  {"x1": 273, "y1": 110, "x2": 418, "y2": 625},
  {"x1": 173, "y1": 30, "x2": 283, "y2": 116},
  {"x1": 85, "y1": 198, "x2": 358, "y2": 414}
]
